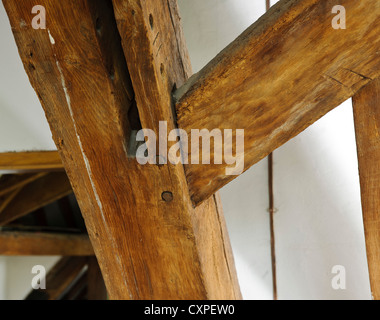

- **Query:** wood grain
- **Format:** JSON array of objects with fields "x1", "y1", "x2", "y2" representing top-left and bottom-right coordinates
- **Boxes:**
[
  {"x1": 113, "y1": 0, "x2": 241, "y2": 299},
  {"x1": 0, "y1": 232, "x2": 94, "y2": 256},
  {"x1": 4, "y1": 0, "x2": 241, "y2": 299},
  {"x1": 0, "y1": 151, "x2": 63, "y2": 173},
  {"x1": 353, "y1": 78, "x2": 380, "y2": 300},
  {"x1": 0, "y1": 172, "x2": 73, "y2": 226},
  {"x1": 175, "y1": 0, "x2": 380, "y2": 205}
]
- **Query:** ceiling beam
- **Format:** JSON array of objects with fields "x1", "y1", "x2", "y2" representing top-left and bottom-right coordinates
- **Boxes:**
[
  {"x1": 0, "y1": 151, "x2": 63, "y2": 173},
  {"x1": 175, "y1": 0, "x2": 380, "y2": 205},
  {"x1": 3, "y1": 0, "x2": 241, "y2": 299},
  {"x1": 353, "y1": 78, "x2": 380, "y2": 300},
  {"x1": 0, "y1": 232, "x2": 94, "y2": 256}
]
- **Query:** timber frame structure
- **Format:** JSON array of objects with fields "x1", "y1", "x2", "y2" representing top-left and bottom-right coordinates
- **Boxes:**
[{"x1": 1, "y1": 0, "x2": 380, "y2": 299}]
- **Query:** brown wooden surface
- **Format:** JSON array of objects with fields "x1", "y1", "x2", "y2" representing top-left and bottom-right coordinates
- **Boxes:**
[
  {"x1": 4, "y1": 0, "x2": 241, "y2": 299},
  {"x1": 0, "y1": 232, "x2": 94, "y2": 256},
  {"x1": 0, "y1": 172, "x2": 73, "y2": 226},
  {"x1": 25, "y1": 257, "x2": 88, "y2": 300},
  {"x1": 0, "y1": 151, "x2": 63, "y2": 173},
  {"x1": 113, "y1": 0, "x2": 241, "y2": 299},
  {"x1": 175, "y1": 0, "x2": 380, "y2": 205},
  {"x1": 353, "y1": 78, "x2": 380, "y2": 300}
]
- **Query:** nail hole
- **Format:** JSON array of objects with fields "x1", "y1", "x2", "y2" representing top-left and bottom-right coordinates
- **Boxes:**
[
  {"x1": 149, "y1": 14, "x2": 154, "y2": 29},
  {"x1": 162, "y1": 191, "x2": 173, "y2": 202},
  {"x1": 131, "y1": 9, "x2": 136, "y2": 16},
  {"x1": 160, "y1": 63, "x2": 164, "y2": 75}
]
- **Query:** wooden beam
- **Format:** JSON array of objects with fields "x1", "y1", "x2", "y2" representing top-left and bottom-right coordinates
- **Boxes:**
[
  {"x1": 0, "y1": 232, "x2": 94, "y2": 256},
  {"x1": 112, "y1": 0, "x2": 241, "y2": 299},
  {"x1": 3, "y1": 0, "x2": 241, "y2": 299},
  {"x1": 25, "y1": 257, "x2": 88, "y2": 300},
  {"x1": 175, "y1": 0, "x2": 380, "y2": 205},
  {"x1": 353, "y1": 78, "x2": 380, "y2": 300},
  {"x1": 0, "y1": 172, "x2": 73, "y2": 226},
  {"x1": 0, "y1": 151, "x2": 63, "y2": 173}
]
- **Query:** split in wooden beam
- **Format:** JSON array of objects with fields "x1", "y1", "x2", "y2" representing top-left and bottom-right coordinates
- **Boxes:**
[
  {"x1": 25, "y1": 257, "x2": 88, "y2": 300},
  {"x1": 0, "y1": 172, "x2": 73, "y2": 226},
  {"x1": 175, "y1": 0, "x2": 380, "y2": 205},
  {"x1": 0, "y1": 231, "x2": 94, "y2": 256},
  {"x1": 353, "y1": 78, "x2": 380, "y2": 300},
  {"x1": 0, "y1": 151, "x2": 63, "y2": 173},
  {"x1": 4, "y1": 0, "x2": 241, "y2": 299}
]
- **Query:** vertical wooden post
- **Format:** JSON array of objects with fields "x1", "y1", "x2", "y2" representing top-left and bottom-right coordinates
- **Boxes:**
[{"x1": 3, "y1": 0, "x2": 241, "y2": 299}]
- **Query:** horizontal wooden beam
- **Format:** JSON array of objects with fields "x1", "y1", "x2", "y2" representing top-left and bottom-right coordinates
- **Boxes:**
[
  {"x1": 175, "y1": 0, "x2": 380, "y2": 205},
  {"x1": 0, "y1": 231, "x2": 94, "y2": 256},
  {"x1": 353, "y1": 78, "x2": 380, "y2": 300},
  {"x1": 0, "y1": 151, "x2": 63, "y2": 173},
  {"x1": 0, "y1": 172, "x2": 73, "y2": 226}
]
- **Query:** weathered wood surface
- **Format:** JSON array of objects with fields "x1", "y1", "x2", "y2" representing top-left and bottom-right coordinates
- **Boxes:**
[
  {"x1": 25, "y1": 257, "x2": 88, "y2": 300},
  {"x1": 113, "y1": 0, "x2": 241, "y2": 299},
  {"x1": 0, "y1": 232, "x2": 94, "y2": 256},
  {"x1": 0, "y1": 172, "x2": 73, "y2": 226},
  {"x1": 353, "y1": 79, "x2": 380, "y2": 300},
  {"x1": 0, "y1": 151, "x2": 63, "y2": 173},
  {"x1": 175, "y1": 0, "x2": 380, "y2": 205},
  {"x1": 4, "y1": 0, "x2": 241, "y2": 299}
]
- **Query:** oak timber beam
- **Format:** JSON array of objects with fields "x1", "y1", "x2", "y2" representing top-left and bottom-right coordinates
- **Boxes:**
[
  {"x1": 112, "y1": 0, "x2": 241, "y2": 300},
  {"x1": 0, "y1": 151, "x2": 63, "y2": 173},
  {"x1": 175, "y1": 0, "x2": 380, "y2": 205},
  {"x1": 353, "y1": 79, "x2": 380, "y2": 300},
  {"x1": 4, "y1": 0, "x2": 241, "y2": 299},
  {"x1": 0, "y1": 232, "x2": 94, "y2": 256}
]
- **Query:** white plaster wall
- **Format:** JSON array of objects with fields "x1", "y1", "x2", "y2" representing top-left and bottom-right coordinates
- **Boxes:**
[
  {"x1": 0, "y1": 258, "x2": 6, "y2": 300},
  {"x1": 0, "y1": 3, "x2": 56, "y2": 152},
  {"x1": 0, "y1": 0, "x2": 372, "y2": 300}
]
